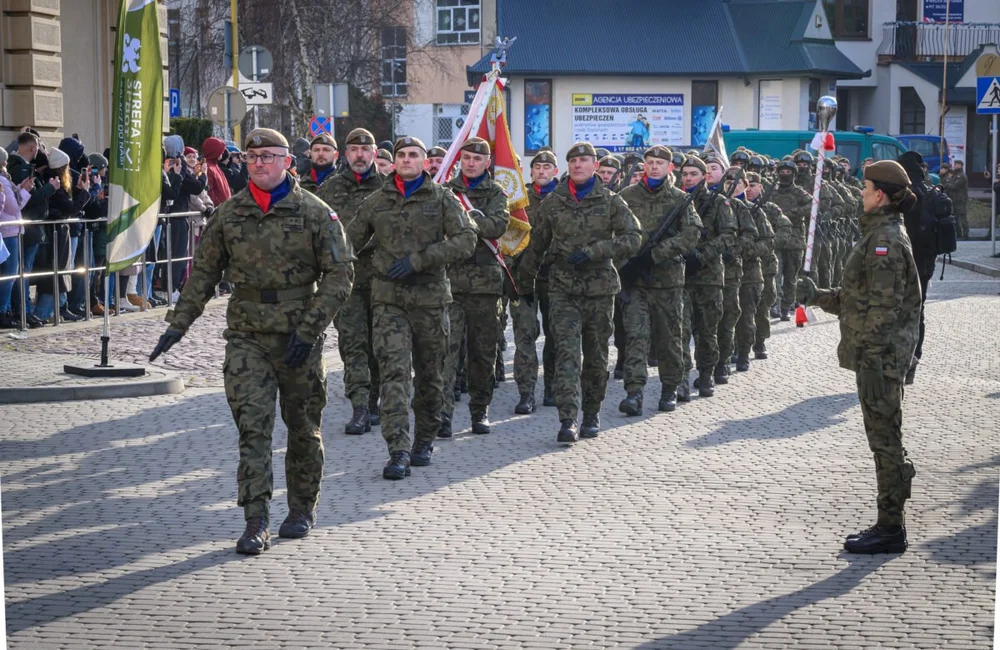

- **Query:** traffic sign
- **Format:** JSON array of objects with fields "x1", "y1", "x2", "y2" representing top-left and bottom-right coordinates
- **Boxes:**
[
  {"x1": 976, "y1": 77, "x2": 1000, "y2": 115},
  {"x1": 169, "y1": 88, "x2": 180, "y2": 118},
  {"x1": 207, "y1": 86, "x2": 247, "y2": 126},
  {"x1": 309, "y1": 115, "x2": 332, "y2": 137},
  {"x1": 238, "y1": 46, "x2": 272, "y2": 82},
  {"x1": 239, "y1": 82, "x2": 273, "y2": 106}
]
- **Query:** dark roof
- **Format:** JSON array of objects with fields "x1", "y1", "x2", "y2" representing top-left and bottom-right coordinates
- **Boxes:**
[
  {"x1": 898, "y1": 61, "x2": 963, "y2": 88},
  {"x1": 468, "y1": 0, "x2": 866, "y2": 83}
]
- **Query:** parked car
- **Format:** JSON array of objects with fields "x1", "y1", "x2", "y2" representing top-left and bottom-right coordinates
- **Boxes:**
[
  {"x1": 723, "y1": 127, "x2": 908, "y2": 176},
  {"x1": 892, "y1": 134, "x2": 950, "y2": 173}
]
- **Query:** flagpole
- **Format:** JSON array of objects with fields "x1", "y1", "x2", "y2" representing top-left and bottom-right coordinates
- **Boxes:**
[{"x1": 938, "y1": 0, "x2": 951, "y2": 155}]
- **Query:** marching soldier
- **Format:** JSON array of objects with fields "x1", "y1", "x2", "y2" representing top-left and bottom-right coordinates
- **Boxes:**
[
  {"x1": 374, "y1": 148, "x2": 394, "y2": 176},
  {"x1": 732, "y1": 171, "x2": 774, "y2": 371},
  {"x1": 517, "y1": 142, "x2": 641, "y2": 442},
  {"x1": 597, "y1": 156, "x2": 622, "y2": 190},
  {"x1": 316, "y1": 128, "x2": 384, "y2": 434},
  {"x1": 440, "y1": 137, "x2": 511, "y2": 437},
  {"x1": 770, "y1": 159, "x2": 812, "y2": 320},
  {"x1": 746, "y1": 172, "x2": 793, "y2": 359},
  {"x1": 512, "y1": 150, "x2": 559, "y2": 413},
  {"x1": 617, "y1": 145, "x2": 701, "y2": 414},
  {"x1": 679, "y1": 156, "x2": 736, "y2": 398},
  {"x1": 426, "y1": 146, "x2": 448, "y2": 178},
  {"x1": 347, "y1": 136, "x2": 478, "y2": 480},
  {"x1": 299, "y1": 133, "x2": 338, "y2": 193},
  {"x1": 149, "y1": 128, "x2": 355, "y2": 554}
]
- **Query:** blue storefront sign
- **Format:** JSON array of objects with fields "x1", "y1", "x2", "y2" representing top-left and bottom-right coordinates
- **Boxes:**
[{"x1": 923, "y1": 0, "x2": 963, "y2": 23}]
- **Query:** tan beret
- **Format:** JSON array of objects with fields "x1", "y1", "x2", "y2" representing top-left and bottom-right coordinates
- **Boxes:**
[
  {"x1": 309, "y1": 133, "x2": 337, "y2": 149},
  {"x1": 461, "y1": 137, "x2": 491, "y2": 156},
  {"x1": 598, "y1": 156, "x2": 621, "y2": 170},
  {"x1": 393, "y1": 135, "x2": 427, "y2": 155},
  {"x1": 566, "y1": 141, "x2": 598, "y2": 161},
  {"x1": 245, "y1": 128, "x2": 289, "y2": 150},
  {"x1": 864, "y1": 160, "x2": 910, "y2": 188},
  {"x1": 643, "y1": 145, "x2": 673, "y2": 161},
  {"x1": 427, "y1": 146, "x2": 447, "y2": 158},
  {"x1": 377, "y1": 148, "x2": 393, "y2": 162},
  {"x1": 345, "y1": 128, "x2": 376, "y2": 146},
  {"x1": 682, "y1": 156, "x2": 707, "y2": 173},
  {"x1": 531, "y1": 150, "x2": 557, "y2": 167}
]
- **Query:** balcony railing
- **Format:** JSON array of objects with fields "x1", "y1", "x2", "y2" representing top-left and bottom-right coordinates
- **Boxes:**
[{"x1": 877, "y1": 22, "x2": 1000, "y2": 61}]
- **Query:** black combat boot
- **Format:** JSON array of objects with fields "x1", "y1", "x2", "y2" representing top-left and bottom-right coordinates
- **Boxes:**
[
  {"x1": 453, "y1": 384, "x2": 461, "y2": 403},
  {"x1": 730, "y1": 354, "x2": 738, "y2": 365},
  {"x1": 543, "y1": 386, "x2": 556, "y2": 407},
  {"x1": 843, "y1": 524, "x2": 907, "y2": 554},
  {"x1": 698, "y1": 373, "x2": 715, "y2": 398},
  {"x1": 647, "y1": 353, "x2": 657, "y2": 367},
  {"x1": 495, "y1": 356, "x2": 505, "y2": 384},
  {"x1": 713, "y1": 363, "x2": 730, "y2": 385},
  {"x1": 236, "y1": 516, "x2": 271, "y2": 555},
  {"x1": 618, "y1": 391, "x2": 643, "y2": 416},
  {"x1": 278, "y1": 509, "x2": 315, "y2": 539},
  {"x1": 344, "y1": 405, "x2": 371, "y2": 435},
  {"x1": 779, "y1": 309, "x2": 791, "y2": 322},
  {"x1": 769, "y1": 305, "x2": 780, "y2": 319},
  {"x1": 658, "y1": 386, "x2": 677, "y2": 412},
  {"x1": 557, "y1": 419, "x2": 578, "y2": 443},
  {"x1": 437, "y1": 412, "x2": 453, "y2": 439},
  {"x1": 904, "y1": 357, "x2": 918, "y2": 385},
  {"x1": 753, "y1": 343, "x2": 768, "y2": 360},
  {"x1": 676, "y1": 376, "x2": 691, "y2": 403},
  {"x1": 383, "y1": 451, "x2": 411, "y2": 480},
  {"x1": 735, "y1": 355, "x2": 750, "y2": 372},
  {"x1": 471, "y1": 411, "x2": 491, "y2": 434},
  {"x1": 613, "y1": 356, "x2": 624, "y2": 380},
  {"x1": 410, "y1": 442, "x2": 434, "y2": 467},
  {"x1": 515, "y1": 393, "x2": 536, "y2": 414},
  {"x1": 368, "y1": 394, "x2": 381, "y2": 426},
  {"x1": 580, "y1": 413, "x2": 600, "y2": 439}
]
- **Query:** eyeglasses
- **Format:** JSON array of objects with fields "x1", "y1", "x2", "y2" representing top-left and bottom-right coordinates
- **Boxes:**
[{"x1": 245, "y1": 152, "x2": 280, "y2": 164}]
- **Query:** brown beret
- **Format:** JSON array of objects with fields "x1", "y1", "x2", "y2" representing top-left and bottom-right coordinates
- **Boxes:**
[
  {"x1": 310, "y1": 133, "x2": 337, "y2": 149},
  {"x1": 530, "y1": 150, "x2": 557, "y2": 166},
  {"x1": 245, "y1": 128, "x2": 289, "y2": 150},
  {"x1": 427, "y1": 146, "x2": 447, "y2": 158},
  {"x1": 682, "y1": 156, "x2": 707, "y2": 173},
  {"x1": 864, "y1": 160, "x2": 910, "y2": 188},
  {"x1": 598, "y1": 156, "x2": 621, "y2": 170},
  {"x1": 725, "y1": 166, "x2": 746, "y2": 181},
  {"x1": 345, "y1": 128, "x2": 376, "y2": 146},
  {"x1": 566, "y1": 141, "x2": 597, "y2": 161},
  {"x1": 643, "y1": 145, "x2": 673, "y2": 161},
  {"x1": 377, "y1": 148, "x2": 393, "y2": 162},
  {"x1": 704, "y1": 154, "x2": 726, "y2": 169},
  {"x1": 393, "y1": 136, "x2": 427, "y2": 155},
  {"x1": 632, "y1": 162, "x2": 645, "y2": 171},
  {"x1": 461, "y1": 137, "x2": 491, "y2": 156},
  {"x1": 745, "y1": 172, "x2": 762, "y2": 184}
]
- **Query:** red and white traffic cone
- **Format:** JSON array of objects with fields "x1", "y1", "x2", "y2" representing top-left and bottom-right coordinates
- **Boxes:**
[{"x1": 795, "y1": 305, "x2": 808, "y2": 328}]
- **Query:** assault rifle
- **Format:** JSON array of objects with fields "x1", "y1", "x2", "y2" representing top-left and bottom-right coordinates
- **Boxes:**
[{"x1": 618, "y1": 191, "x2": 696, "y2": 304}]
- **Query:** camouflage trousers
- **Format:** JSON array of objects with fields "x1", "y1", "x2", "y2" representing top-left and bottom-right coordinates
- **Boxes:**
[
  {"x1": 372, "y1": 303, "x2": 450, "y2": 454},
  {"x1": 754, "y1": 274, "x2": 777, "y2": 350},
  {"x1": 777, "y1": 248, "x2": 804, "y2": 312},
  {"x1": 223, "y1": 331, "x2": 327, "y2": 521},
  {"x1": 735, "y1": 281, "x2": 763, "y2": 359},
  {"x1": 511, "y1": 280, "x2": 554, "y2": 395},
  {"x1": 334, "y1": 285, "x2": 379, "y2": 408},
  {"x1": 955, "y1": 207, "x2": 968, "y2": 239},
  {"x1": 442, "y1": 293, "x2": 502, "y2": 417},
  {"x1": 857, "y1": 375, "x2": 915, "y2": 527},
  {"x1": 832, "y1": 237, "x2": 846, "y2": 286},
  {"x1": 717, "y1": 278, "x2": 741, "y2": 367},
  {"x1": 623, "y1": 286, "x2": 684, "y2": 391},
  {"x1": 682, "y1": 285, "x2": 724, "y2": 376},
  {"x1": 813, "y1": 237, "x2": 833, "y2": 288},
  {"x1": 549, "y1": 292, "x2": 614, "y2": 422}
]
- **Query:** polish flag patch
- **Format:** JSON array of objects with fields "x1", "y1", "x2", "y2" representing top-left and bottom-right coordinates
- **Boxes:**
[
  {"x1": 874, "y1": 246, "x2": 888, "y2": 256},
  {"x1": 329, "y1": 211, "x2": 339, "y2": 221}
]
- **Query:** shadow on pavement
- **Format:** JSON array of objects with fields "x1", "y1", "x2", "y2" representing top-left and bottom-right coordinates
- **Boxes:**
[
  {"x1": 633, "y1": 555, "x2": 895, "y2": 650},
  {"x1": 686, "y1": 393, "x2": 856, "y2": 448}
]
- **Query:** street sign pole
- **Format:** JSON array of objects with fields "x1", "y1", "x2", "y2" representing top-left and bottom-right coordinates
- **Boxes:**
[
  {"x1": 992, "y1": 114, "x2": 997, "y2": 256},
  {"x1": 252, "y1": 46, "x2": 259, "y2": 130}
]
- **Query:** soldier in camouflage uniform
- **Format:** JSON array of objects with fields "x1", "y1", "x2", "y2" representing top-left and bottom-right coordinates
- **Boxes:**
[
  {"x1": 824, "y1": 164, "x2": 850, "y2": 286},
  {"x1": 439, "y1": 137, "x2": 511, "y2": 437},
  {"x1": 347, "y1": 136, "x2": 478, "y2": 480},
  {"x1": 517, "y1": 142, "x2": 641, "y2": 442},
  {"x1": 316, "y1": 128, "x2": 384, "y2": 434},
  {"x1": 746, "y1": 173, "x2": 792, "y2": 359},
  {"x1": 512, "y1": 150, "x2": 559, "y2": 414},
  {"x1": 732, "y1": 171, "x2": 775, "y2": 370},
  {"x1": 679, "y1": 156, "x2": 736, "y2": 398},
  {"x1": 711, "y1": 161, "x2": 757, "y2": 385},
  {"x1": 150, "y1": 128, "x2": 355, "y2": 555},
  {"x1": 940, "y1": 160, "x2": 969, "y2": 239},
  {"x1": 797, "y1": 160, "x2": 921, "y2": 554},
  {"x1": 770, "y1": 159, "x2": 812, "y2": 319},
  {"x1": 617, "y1": 145, "x2": 701, "y2": 415},
  {"x1": 597, "y1": 156, "x2": 622, "y2": 190},
  {"x1": 298, "y1": 133, "x2": 338, "y2": 194},
  {"x1": 374, "y1": 148, "x2": 394, "y2": 176}
]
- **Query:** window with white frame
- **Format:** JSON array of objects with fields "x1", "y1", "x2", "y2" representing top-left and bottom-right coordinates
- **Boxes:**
[
  {"x1": 381, "y1": 27, "x2": 407, "y2": 98},
  {"x1": 436, "y1": 0, "x2": 480, "y2": 45}
]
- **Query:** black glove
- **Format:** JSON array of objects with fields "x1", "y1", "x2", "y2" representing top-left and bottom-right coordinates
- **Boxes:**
[
  {"x1": 503, "y1": 274, "x2": 519, "y2": 302},
  {"x1": 796, "y1": 277, "x2": 819, "y2": 305},
  {"x1": 566, "y1": 250, "x2": 591, "y2": 266},
  {"x1": 722, "y1": 249, "x2": 735, "y2": 264},
  {"x1": 519, "y1": 293, "x2": 535, "y2": 307},
  {"x1": 284, "y1": 331, "x2": 315, "y2": 369},
  {"x1": 149, "y1": 328, "x2": 185, "y2": 362},
  {"x1": 857, "y1": 355, "x2": 887, "y2": 403},
  {"x1": 387, "y1": 256, "x2": 415, "y2": 280},
  {"x1": 538, "y1": 263, "x2": 551, "y2": 278},
  {"x1": 684, "y1": 251, "x2": 702, "y2": 274},
  {"x1": 633, "y1": 249, "x2": 654, "y2": 270}
]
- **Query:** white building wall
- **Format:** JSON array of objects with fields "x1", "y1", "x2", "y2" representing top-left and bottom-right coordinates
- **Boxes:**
[
  {"x1": 834, "y1": 0, "x2": 896, "y2": 88},
  {"x1": 395, "y1": 103, "x2": 435, "y2": 146}
]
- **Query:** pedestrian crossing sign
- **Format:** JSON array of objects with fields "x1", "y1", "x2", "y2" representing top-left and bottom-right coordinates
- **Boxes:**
[{"x1": 976, "y1": 76, "x2": 1000, "y2": 115}]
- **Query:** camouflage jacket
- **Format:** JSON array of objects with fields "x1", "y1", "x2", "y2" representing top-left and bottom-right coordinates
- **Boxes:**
[
  {"x1": 812, "y1": 206, "x2": 921, "y2": 381},
  {"x1": 348, "y1": 171, "x2": 478, "y2": 308},
  {"x1": 770, "y1": 181, "x2": 812, "y2": 250},
  {"x1": 761, "y1": 201, "x2": 793, "y2": 276},
  {"x1": 725, "y1": 196, "x2": 760, "y2": 283},
  {"x1": 517, "y1": 176, "x2": 641, "y2": 297},
  {"x1": 739, "y1": 198, "x2": 775, "y2": 284},
  {"x1": 298, "y1": 165, "x2": 337, "y2": 194},
  {"x1": 316, "y1": 166, "x2": 384, "y2": 287},
  {"x1": 617, "y1": 177, "x2": 702, "y2": 289},
  {"x1": 167, "y1": 175, "x2": 355, "y2": 342},
  {"x1": 685, "y1": 183, "x2": 737, "y2": 288},
  {"x1": 521, "y1": 183, "x2": 556, "y2": 284},
  {"x1": 447, "y1": 174, "x2": 511, "y2": 295},
  {"x1": 941, "y1": 171, "x2": 968, "y2": 212}
]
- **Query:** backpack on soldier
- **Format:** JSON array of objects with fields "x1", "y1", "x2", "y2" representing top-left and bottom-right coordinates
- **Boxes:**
[{"x1": 926, "y1": 186, "x2": 957, "y2": 255}]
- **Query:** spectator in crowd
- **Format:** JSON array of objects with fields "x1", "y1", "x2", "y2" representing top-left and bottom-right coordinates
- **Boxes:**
[
  {"x1": 202, "y1": 137, "x2": 232, "y2": 207},
  {"x1": 81, "y1": 152, "x2": 109, "y2": 315},
  {"x1": 1, "y1": 148, "x2": 35, "y2": 329},
  {"x1": 9, "y1": 133, "x2": 56, "y2": 328},
  {"x1": 60, "y1": 136, "x2": 92, "y2": 317},
  {"x1": 221, "y1": 144, "x2": 247, "y2": 193},
  {"x1": 161, "y1": 135, "x2": 206, "y2": 301}
]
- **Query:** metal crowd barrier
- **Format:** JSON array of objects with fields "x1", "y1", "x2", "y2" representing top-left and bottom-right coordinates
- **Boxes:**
[{"x1": 0, "y1": 211, "x2": 202, "y2": 333}]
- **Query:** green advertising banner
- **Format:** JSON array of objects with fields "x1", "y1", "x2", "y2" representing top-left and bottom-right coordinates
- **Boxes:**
[{"x1": 106, "y1": 0, "x2": 163, "y2": 272}]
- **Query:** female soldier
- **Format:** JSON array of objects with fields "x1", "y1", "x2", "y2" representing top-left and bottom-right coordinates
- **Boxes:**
[{"x1": 796, "y1": 160, "x2": 922, "y2": 554}]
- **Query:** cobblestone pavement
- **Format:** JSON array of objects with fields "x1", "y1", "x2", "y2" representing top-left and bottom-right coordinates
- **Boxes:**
[{"x1": 2, "y1": 267, "x2": 997, "y2": 649}]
